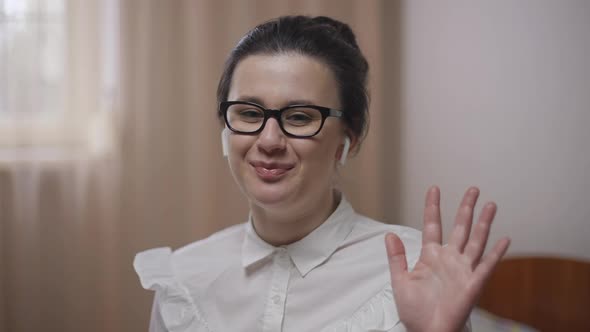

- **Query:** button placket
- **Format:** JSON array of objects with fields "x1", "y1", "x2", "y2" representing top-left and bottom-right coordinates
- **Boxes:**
[
  {"x1": 272, "y1": 294, "x2": 281, "y2": 305},
  {"x1": 261, "y1": 248, "x2": 292, "y2": 332}
]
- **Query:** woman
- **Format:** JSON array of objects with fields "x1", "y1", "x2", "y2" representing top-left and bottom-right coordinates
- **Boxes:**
[{"x1": 134, "y1": 15, "x2": 510, "y2": 332}]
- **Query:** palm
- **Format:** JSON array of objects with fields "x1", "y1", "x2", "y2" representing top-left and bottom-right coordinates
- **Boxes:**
[{"x1": 385, "y1": 187, "x2": 510, "y2": 332}]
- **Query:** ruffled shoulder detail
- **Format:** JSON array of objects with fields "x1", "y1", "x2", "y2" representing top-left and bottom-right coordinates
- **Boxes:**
[
  {"x1": 134, "y1": 247, "x2": 211, "y2": 332},
  {"x1": 321, "y1": 283, "x2": 404, "y2": 332}
]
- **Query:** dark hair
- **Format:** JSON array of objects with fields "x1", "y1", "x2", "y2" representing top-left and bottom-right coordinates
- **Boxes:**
[{"x1": 216, "y1": 15, "x2": 370, "y2": 145}]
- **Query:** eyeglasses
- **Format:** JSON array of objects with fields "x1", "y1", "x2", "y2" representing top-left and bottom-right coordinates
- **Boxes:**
[{"x1": 220, "y1": 101, "x2": 343, "y2": 138}]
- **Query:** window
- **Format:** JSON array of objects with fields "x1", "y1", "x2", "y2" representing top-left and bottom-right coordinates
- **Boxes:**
[{"x1": 0, "y1": 0, "x2": 118, "y2": 161}]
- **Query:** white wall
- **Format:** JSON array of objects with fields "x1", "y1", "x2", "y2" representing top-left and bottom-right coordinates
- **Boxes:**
[{"x1": 397, "y1": 0, "x2": 590, "y2": 260}]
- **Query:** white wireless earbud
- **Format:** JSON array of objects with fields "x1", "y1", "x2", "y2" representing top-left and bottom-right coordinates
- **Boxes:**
[
  {"x1": 221, "y1": 128, "x2": 229, "y2": 157},
  {"x1": 339, "y1": 136, "x2": 351, "y2": 166}
]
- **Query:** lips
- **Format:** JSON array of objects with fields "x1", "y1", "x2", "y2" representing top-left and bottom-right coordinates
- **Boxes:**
[{"x1": 250, "y1": 160, "x2": 295, "y2": 181}]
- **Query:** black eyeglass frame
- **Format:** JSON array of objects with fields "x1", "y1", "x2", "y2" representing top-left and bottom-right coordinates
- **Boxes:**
[{"x1": 220, "y1": 101, "x2": 343, "y2": 138}]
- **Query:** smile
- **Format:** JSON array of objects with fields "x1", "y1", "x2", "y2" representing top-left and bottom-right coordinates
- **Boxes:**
[{"x1": 250, "y1": 161, "x2": 295, "y2": 182}]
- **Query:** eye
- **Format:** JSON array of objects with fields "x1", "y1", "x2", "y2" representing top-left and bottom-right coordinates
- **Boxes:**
[
  {"x1": 237, "y1": 108, "x2": 264, "y2": 122},
  {"x1": 286, "y1": 112, "x2": 313, "y2": 123},
  {"x1": 283, "y1": 108, "x2": 320, "y2": 126}
]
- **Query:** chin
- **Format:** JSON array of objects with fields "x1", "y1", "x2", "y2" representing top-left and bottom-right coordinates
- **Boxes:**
[
  {"x1": 247, "y1": 184, "x2": 297, "y2": 208},
  {"x1": 240, "y1": 173, "x2": 301, "y2": 208}
]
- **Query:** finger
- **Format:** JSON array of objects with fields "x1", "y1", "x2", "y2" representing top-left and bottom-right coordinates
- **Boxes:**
[
  {"x1": 463, "y1": 202, "x2": 497, "y2": 266},
  {"x1": 422, "y1": 185, "x2": 442, "y2": 245},
  {"x1": 385, "y1": 233, "x2": 408, "y2": 284},
  {"x1": 448, "y1": 187, "x2": 479, "y2": 252},
  {"x1": 473, "y1": 237, "x2": 511, "y2": 284}
]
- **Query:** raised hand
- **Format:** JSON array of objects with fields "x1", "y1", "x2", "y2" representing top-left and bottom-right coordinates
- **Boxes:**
[{"x1": 385, "y1": 186, "x2": 510, "y2": 332}]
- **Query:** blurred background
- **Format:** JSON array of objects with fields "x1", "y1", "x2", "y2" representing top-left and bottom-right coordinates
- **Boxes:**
[{"x1": 0, "y1": 0, "x2": 588, "y2": 331}]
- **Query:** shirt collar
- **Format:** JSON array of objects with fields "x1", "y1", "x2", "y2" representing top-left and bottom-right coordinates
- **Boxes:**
[
  {"x1": 241, "y1": 195, "x2": 356, "y2": 277},
  {"x1": 241, "y1": 215, "x2": 276, "y2": 268}
]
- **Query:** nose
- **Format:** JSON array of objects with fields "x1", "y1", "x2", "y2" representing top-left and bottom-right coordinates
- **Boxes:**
[{"x1": 256, "y1": 118, "x2": 286, "y2": 155}]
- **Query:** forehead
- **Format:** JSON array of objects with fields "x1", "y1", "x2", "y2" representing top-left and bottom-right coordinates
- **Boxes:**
[{"x1": 228, "y1": 53, "x2": 340, "y2": 108}]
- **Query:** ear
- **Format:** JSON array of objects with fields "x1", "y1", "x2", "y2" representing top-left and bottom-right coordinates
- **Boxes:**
[
  {"x1": 339, "y1": 136, "x2": 351, "y2": 166},
  {"x1": 221, "y1": 128, "x2": 229, "y2": 157}
]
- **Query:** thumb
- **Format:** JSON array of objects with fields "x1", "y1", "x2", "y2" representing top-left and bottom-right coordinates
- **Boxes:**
[{"x1": 385, "y1": 233, "x2": 408, "y2": 283}]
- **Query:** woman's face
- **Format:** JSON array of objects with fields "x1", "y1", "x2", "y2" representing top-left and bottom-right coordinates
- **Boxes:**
[{"x1": 226, "y1": 53, "x2": 347, "y2": 212}]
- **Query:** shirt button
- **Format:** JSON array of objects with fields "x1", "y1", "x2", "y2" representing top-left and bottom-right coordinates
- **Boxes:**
[{"x1": 272, "y1": 295, "x2": 281, "y2": 305}]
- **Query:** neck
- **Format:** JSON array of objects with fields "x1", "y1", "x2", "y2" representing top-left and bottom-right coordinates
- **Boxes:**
[{"x1": 250, "y1": 190, "x2": 340, "y2": 246}]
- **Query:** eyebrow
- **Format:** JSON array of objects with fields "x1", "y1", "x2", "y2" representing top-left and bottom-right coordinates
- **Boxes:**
[{"x1": 234, "y1": 96, "x2": 318, "y2": 108}]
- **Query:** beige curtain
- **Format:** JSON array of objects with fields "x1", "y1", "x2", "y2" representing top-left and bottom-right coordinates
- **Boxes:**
[{"x1": 0, "y1": 1, "x2": 401, "y2": 331}]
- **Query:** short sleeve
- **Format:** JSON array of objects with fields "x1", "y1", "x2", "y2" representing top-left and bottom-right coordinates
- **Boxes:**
[
  {"x1": 134, "y1": 247, "x2": 210, "y2": 332},
  {"x1": 148, "y1": 291, "x2": 167, "y2": 332}
]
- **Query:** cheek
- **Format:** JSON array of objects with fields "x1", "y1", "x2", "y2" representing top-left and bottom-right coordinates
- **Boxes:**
[
  {"x1": 230, "y1": 136, "x2": 254, "y2": 156},
  {"x1": 227, "y1": 137, "x2": 254, "y2": 173},
  {"x1": 297, "y1": 139, "x2": 340, "y2": 174}
]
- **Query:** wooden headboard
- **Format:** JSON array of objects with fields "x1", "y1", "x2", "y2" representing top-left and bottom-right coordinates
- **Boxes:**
[{"x1": 477, "y1": 257, "x2": 590, "y2": 332}]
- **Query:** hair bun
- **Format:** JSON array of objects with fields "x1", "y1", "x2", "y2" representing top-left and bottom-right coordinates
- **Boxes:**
[{"x1": 311, "y1": 16, "x2": 360, "y2": 50}]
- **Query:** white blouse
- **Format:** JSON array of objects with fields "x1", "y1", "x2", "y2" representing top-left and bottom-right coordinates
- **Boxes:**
[{"x1": 134, "y1": 196, "x2": 425, "y2": 332}]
